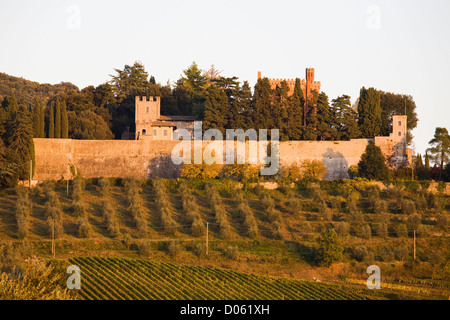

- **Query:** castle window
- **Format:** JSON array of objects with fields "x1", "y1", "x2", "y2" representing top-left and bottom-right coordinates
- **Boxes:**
[
  {"x1": 146, "y1": 107, "x2": 149, "y2": 113},
  {"x1": 398, "y1": 131, "x2": 401, "y2": 136},
  {"x1": 164, "y1": 130, "x2": 168, "y2": 136},
  {"x1": 153, "y1": 129, "x2": 157, "y2": 136},
  {"x1": 142, "y1": 129, "x2": 146, "y2": 135},
  {"x1": 398, "y1": 121, "x2": 401, "y2": 126}
]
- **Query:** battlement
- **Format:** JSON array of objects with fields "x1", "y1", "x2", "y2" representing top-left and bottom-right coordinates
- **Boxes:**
[{"x1": 135, "y1": 96, "x2": 160, "y2": 102}]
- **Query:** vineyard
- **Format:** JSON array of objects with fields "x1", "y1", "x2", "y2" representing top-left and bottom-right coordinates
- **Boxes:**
[{"x1": 69, "y1": 256, "x2": 385, "y2": 300}]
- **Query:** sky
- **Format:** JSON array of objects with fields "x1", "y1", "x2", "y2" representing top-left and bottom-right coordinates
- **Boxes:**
[{"x1": 0, "y1": 0, "x2": 449, "y2": 155}]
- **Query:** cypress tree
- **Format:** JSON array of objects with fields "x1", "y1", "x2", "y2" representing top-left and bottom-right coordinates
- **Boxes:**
[
  {"x1": 357, "y1": 140, "x2": 389, "y2": 180},
  {"x1": 8, "y1": 104, "x2": 35, "y2": 180},
  {"x1": 289, "y1": 78, "x2": 304, "y2": 140},
  {"x1": 315, "y1": 92, "x2": 336, "y2": 140},
  {"x1": 203, "y1": 85, "x2": 228, "y2": 136},
  {"x1": 358, "y1": 87, "x2": 382, "y2": 138},
  {"x1": 33, "y1": 98, "x2": 40, "y2": 137},
  {"x1": 272, "y1": 81, "x2": 290, "y2": 140},
  {"x1": 226, "y1": 83, "x2": 245, "y2": 131},
  {"x1": 48, "y1": 102, "x2": 55, "y2": 138},
  {"x1": 55, "y1": 98, "x2": 61, "y2": 138},
  {"x1": 39, "y1": 100, "x2": 45, "y2": 138},
  {"x1": 61, "y1": 100, "x2": 69, "y2": 139},
  {"x1": 252, "y1": 78, "x2": 272, "y2": 130}
]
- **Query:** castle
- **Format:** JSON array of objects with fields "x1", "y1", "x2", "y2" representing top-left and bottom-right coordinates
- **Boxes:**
[
  {"x1": 258, "y1": 68, "x2": 321, "y2": 100},
  {"x1": 258, "y1": 68, "x2": 321, "y2": 124},
  {"x1": 134, "y1": 96, "x2": 196, "y2": 140},
  {"x1": 32, "y1": 114, "x2": 411, "y2": 181},
  {"x1": 30, "y1": 69, "x2": 412, "y2": 181}
]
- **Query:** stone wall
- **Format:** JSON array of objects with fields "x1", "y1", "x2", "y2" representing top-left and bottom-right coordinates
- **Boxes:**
[{"x1": 33, "y1": 136, "x2": 409, "y2": 181}]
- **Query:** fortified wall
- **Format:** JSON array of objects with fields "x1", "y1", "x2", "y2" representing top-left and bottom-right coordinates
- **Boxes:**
[{"x1": 33, "y1": 124, "x2": 411, "y2": 181}]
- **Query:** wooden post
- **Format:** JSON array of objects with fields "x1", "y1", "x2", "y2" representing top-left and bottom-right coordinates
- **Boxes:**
[
  {"x1": 413, "y1": 230, "x2": 416, "y2": 260},
  {"x1": 206, "y1": 222, "x2": 209, "y2": 256},
  {"x1": 51, "y1": 219, "x2": 55, "y2": 258},
  {"x1": 29, "y1": 160, "x2": 32, "y2": 188}
]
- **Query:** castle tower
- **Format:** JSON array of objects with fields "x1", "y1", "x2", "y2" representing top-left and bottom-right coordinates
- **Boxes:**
[
  {"x1": 391, "y1": 115, "x2": 407, "y2": 140},
  {"x1": 135, "y1": 96, "x2": 161, "y2": 139},
  {"x1": 305, "y1": 68, "x2": 315, "y2": 99}
]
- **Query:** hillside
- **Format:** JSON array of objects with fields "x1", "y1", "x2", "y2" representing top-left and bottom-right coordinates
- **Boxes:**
[
  {"x1": 0, "y1": 72, "x2": 78, "y2": 106},
  {"x1": 1, "y1": 177, "x2": 449, "y2": 299}
]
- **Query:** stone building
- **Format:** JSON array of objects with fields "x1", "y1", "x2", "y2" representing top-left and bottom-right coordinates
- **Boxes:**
[
  {"x1": 258, "y1": 68, "x2": 321, "y2": 102},
  {"x1": 134, "y1": 96, "x2": 196, "y2": 140}
]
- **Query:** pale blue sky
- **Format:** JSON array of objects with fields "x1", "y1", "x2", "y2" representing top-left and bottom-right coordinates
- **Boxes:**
[{"x1": 0, "y1": 0, "x2": 449, "y2": 155}]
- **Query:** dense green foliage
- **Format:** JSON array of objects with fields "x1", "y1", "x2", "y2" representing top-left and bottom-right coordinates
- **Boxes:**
[{"x1": 358, "y1": 140, "x2": 389, "y2": 180}]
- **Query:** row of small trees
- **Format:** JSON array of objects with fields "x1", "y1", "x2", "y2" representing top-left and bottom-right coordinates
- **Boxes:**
[
  {"x1": 153, "y1": 180, "x2": 178, "y2": 234},
  {"x1": 179, "y1": 181, "x2": 205, "y2": 237},
  {"x1": 124, "y1": 177, "x2": 148, "y2": 238},
  {"x1": 205, "y1": 183, "x2": 232, "y2": 239}
]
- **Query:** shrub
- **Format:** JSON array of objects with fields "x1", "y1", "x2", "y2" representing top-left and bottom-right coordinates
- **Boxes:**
[
  {"x1": 330, "y1": 196, "x2": 345, "y2": 211},
  {"x1": 72, "y1": 200, "x2": 86, "y2": 218},
  {"x1": 406, "y1": 214, "x2": 421, "y2": 232},
  {"x1": 98, "y1": 177, "x2": 111, "y2": 197},
  {"x1": 191, "y1": 218, "x2": 206, "y2": 237},
  {"x1": 367, "y1": 185, "x2": 380, "y2": 206},
  {"x1": 193, "y1": 243, "x2": 207, "y2": 257},
  {"x1": 45, "y1": 192, "x2": 64, "y2": 238},
  {"x1": 436, "y1": 214, "x2": 448, "y2": 231},
  {"x1": 376, "y1": 223, "x2": 388, "y2": 238},
  {"x1": 374, "y1": 199, "x2": 388, "y2": 214},
  {"x1": 101, "y1": 200, "x2": 120, "y2": 238},
  {"x1": 393, "y1": 223, "x2": 408, "y2": 237},
  {"x1": 161, "y1": 208, "x2": 178, "y2": 235},
  {"x1": 123, "y1": 233, "x2": 133, "y2": 249},
  {"x1": 300, "y1": 159, "x2": 327, "y2": 180},
  {"x1": 415, "y1": 196, "x2": 427, "y2": 211},
  {"x1": 335, "y1": 222, "x2": 350, "y2": 236},
  {"x1": 318, "y1": 201, "x2": 332, "y2": 221},
  {"x1": 267, "y1": 207, "x2": 281, "y2": 223},
  {"x1": 377, "y1": 246, "x2": 393, "y2": 262},
  {"x1": 285, "y1": 196, "x2": 302, "y2": 213},
  {"x1": 271, "y1": 221, "x2": 283, "y2": 239},
  {"x1": 260, "y1": 192, "x2": 275, "y2": 211},
  {"x1": 15, "y1": 187, "x2": 32, "y2": 239},
  {"x1": 316, "y1": 228, "x2": 343, "y2": 267},
  {"x1": 167, "y1": 241, "x2": 181, "y2": 257},
  {"x1": 308, "y1": 184, "x2": 324, "y2": 202},
  {"x1": 394, "y1": 244, "x2": 409, "y2": 261},
  {"x1": 377, "y1": 212, "x2": 390, "y2": 224},
  {"x1": 214, "y1": 206, "x2": 232, "y2": 239},
  {"x1": 299, "y1": 221, "x2": 312, "y2": 234},
  {"x1": 180, "y1": 163, "x2": 222, "y2": 179},
  {"x1": 349, "y1": 210, "x2": 365, "y2": 226},
  {"x1": 139, "y1": 240, "x2": 152, "y2": 256},
  {"x1": 77, "y1": 216, "x2": 92, "y2": 238},
  {"x1": 346, "y1": 198, "x2": 359, "y2": 214},
  {"x1": 353, "y1": 246, "x2": 374, "y2": 262},
  {"x1": 356, "y1": 224, "x2": 372, "y2": 239},
  {"x1": 402, "y1": 199, "x2": 416, "y2": 215},
  {"x1": 416, "y1": 224, "x2": 428, "y2": 237},
  {"x1": 224, "y1": 246, "x2": 239, "y2": 260},
  {"x1": 72, "y1": 175, "x2": 85, "y2": 201}
]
